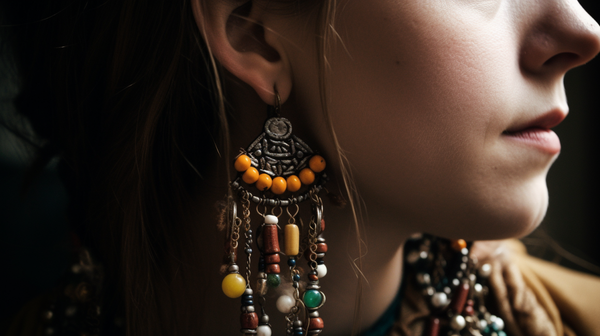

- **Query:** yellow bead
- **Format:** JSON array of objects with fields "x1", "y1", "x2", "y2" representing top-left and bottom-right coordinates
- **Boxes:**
[
  {"x1": 222, "y1": 273, "x2": 246, "y2": 298},
  {"x1": 235, "y1": 155, "x2": 252, "y2": 172},
  {"x1": 285, "y1": 224, "x2": 300, "y2": 256},
  {"x1": 309, "y1": 155, "x2": 326, "y2": 173},
  {"x1": 271, "y1": 177, "x2": 287, "y2": 195},
  {"x1": 287, "y1": 175, "x2": 301, "y2": 193},
  {"x1": 299, "y1": 168, "x2": 315, "y2": 185},
  {"x1": 243, "y1": 167, "x2": 259, "y2": 184},
  {"x1": 256, "y1": 174, "x2": 273, "y2": 191}
]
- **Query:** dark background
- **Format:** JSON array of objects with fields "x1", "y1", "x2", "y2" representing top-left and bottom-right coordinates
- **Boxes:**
[{"x1": 1, "y1": 0, "x2": 600, "y2": 332}]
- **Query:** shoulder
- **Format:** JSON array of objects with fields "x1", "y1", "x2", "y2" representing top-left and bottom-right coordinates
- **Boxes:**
[{"x1": 473, "y1": 239, "x2": 600, "y2": 336}]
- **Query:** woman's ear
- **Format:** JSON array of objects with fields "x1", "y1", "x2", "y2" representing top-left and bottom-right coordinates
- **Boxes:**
[{"x1": 191, "y1": 0, "x2": 293, "y2": 104}]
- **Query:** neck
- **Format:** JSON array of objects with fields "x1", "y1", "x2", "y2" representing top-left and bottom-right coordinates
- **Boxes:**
[{"x1": 319, "y1": 199, "x2": 412, "y2": 335}]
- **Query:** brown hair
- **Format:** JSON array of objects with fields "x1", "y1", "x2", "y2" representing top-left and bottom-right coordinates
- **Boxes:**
[{"x1": 6, "y1": 0, "x2": 364, "y2": 335}]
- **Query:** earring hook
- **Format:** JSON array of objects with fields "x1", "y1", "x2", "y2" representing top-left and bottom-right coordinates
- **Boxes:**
[{"x1": 273, "y1": 85, "x2": 281, "y2": 117}]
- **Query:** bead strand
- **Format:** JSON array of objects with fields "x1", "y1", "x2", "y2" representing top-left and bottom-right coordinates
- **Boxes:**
[{"x1": 263, "y1": 215, "x2": 282, "y2": 288}]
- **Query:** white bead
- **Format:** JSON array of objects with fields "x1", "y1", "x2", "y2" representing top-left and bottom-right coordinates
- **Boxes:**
[
  {"x1": 317, "y1": 264, "x2": 328, "y2": 278},
  {"x1": 416, "y1": 273, "x2": 431, "y2": 285},
  {"x1": 257, "y1": 325, "x2": 272, "y2": 336},
  {"x1": 478, "y1": 319, "x2": 488, "y2": 330},
  {"x1": 276, "y1": 295, "x2": 295, "y2": 314},
  {"x1": 431, "y1": 292, "x2": 448, "y2": 308},
  {"x1": 264, "y1": 215, "x2": 278, "y2": 224},
  {"x1": 450, "y1": 315, "x2": 466, "y2": 331},
  {"x1": 479, "y1": 263, "x2": 492, "y2": 278},
  {"x1": 492, "y1": 317, "x2": 505, "y2": 331},
  {"x1": 474, "y1": 283, "x2": 483, "y2": 293}
]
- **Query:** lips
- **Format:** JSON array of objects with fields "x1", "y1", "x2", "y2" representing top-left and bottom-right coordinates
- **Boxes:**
[{"x1": 502, "y1": 109, "x2": 567, "y2": 155}]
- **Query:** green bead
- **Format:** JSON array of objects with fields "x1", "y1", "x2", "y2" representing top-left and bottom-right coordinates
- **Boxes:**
[
  {"x1": 267, "y1": 274, "x2": 281, "y2": 288},
  {"x1": 497, "y1": 332, "x2": 507, "y2": 336},
  {"x1": 303, "y1": 290, "x2": 323, "y2": 309}
]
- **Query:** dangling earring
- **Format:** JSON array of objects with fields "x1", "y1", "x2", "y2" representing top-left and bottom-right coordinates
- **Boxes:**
[{"x1": 220, "y1": 86, "x2": 329, "y2": 336}]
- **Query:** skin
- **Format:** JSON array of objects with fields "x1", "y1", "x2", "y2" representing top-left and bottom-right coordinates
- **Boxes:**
[{"x1": 193, "y1": 0, "x2": 600, "y2": 334}]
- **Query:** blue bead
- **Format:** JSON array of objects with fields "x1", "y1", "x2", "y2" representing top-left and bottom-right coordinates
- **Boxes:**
[
  {"x1": 287, "y1": 258, "x2": 296, "y2": 266},
  {"x1": 293, "y1": 274, "x2": 301, "y2": 282},
  {"x1": 242, "y1": 300, "x2": 254, "y2": 306},
  {"x1": 242, "y1": 295, "x2": 253, "y2": 300},
  {"x1": 317, "y1": 258, "x2": 325, "y2": 265}
]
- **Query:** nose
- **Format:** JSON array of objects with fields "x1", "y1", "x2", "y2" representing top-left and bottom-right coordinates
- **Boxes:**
[{"x1": 519, "y1": 0, "x2": 600, "y2": 78}]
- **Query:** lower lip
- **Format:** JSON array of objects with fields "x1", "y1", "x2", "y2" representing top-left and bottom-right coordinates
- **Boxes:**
[{"x1": 502, "y1": 128, "x2": 561, "y2": 155}]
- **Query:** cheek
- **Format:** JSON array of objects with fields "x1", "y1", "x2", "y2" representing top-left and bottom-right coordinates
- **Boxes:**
[{"x1": 324, "y1": 1, "x2": 547, "y2": 237}]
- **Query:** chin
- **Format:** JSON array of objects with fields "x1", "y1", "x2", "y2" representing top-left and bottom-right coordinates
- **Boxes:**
[
  {"x1": 427, "y1": 175, "x2": 550, "y2": 242},
  {"x1": 475, "y1": 176, "x2": 550, "y2": 241}
]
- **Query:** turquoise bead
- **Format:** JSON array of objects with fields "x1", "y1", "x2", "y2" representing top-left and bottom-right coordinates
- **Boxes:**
[
  {"x1": 267, "y1": 274, "x2": 281, "y2": 288},
  {"x1": 497, "y1": 332, "x2": 506, "y2": 336},
  {"x1": 303, "y1": 290, "x2": 323, "y2": 309}
]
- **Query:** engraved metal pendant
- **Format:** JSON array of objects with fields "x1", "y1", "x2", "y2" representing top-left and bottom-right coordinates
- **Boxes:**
[
  {"x1": 231, "y1": 117, "x2": 327, "y2": 206},
  {"x1": 247, "y1": 117, "x2": 313, "y2": 177}
]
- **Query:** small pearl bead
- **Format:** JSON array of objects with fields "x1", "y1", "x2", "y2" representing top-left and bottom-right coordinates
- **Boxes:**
[
  {"x1": 257, "y1": 325, "x2": 272, "y2": 336},
  {"x1": 492, "y1": 317, "x2": 505, "y2": 331},
  {"x1": 450, "y1": 315, "x2": 466, "y2": 330},
  {"x1": 479, "y1": 319, "x2": 488, "y2": 330},
  {"x1": 317, "y1": 264, "x2": 328, "y2": 278},
  {"x1": 264, "y1": 215, "x2": 278, "y2": 224},
  {"x1": 474, "y1": 283, "x2": 483, "y2": 293},
  {"x1": 417, "y1": 273, "x2": 431, "y2": 285},
  {"x1": 479, "y1": 263, "x2": 492, "y2": 278},
  {"x1": 276, "y1": 295, "x2": 295, "y2": 314},
  {"x1": 431, "y1": 292, "x2": 448, "y2": 308}
]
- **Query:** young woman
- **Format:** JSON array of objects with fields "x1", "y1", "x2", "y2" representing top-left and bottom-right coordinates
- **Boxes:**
[{"x1": 5, "y1": 0, "x2": 600, "y2": 335}]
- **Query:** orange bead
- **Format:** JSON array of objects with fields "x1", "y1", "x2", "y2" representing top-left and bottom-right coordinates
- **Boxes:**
[
  {"x1": 256, "y1": 174, "x2": 272, "y2": 191},
  {"x1": 242, "y1": 167, "x2": 259, "y2": 184},
  {"x1": 234, "y1": 154, "x2": 252, "y2": 172},
  {"x1": 299, "y1": 168, "x2": 315, "y2": 185},
  {"x1": 309, "y1": 155, "x2": 326, "y2": 173},
  {"x1": 286, "y1": 175, "x2": 301, "y2": 193},
  {"x1": 451, "y1": 239, "x2": 467, "y2": 251},
  {"x1": 271, "y1": 177, "x2": 287, "y2": 194}
]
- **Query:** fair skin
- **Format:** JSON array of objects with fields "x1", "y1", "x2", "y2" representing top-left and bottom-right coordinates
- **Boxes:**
[{"x1": 192, "y1": 0, "x2": 600, "y2": 334}]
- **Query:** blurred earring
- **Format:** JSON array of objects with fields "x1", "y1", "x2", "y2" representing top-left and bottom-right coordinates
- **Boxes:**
[{"x1": 220, "y1": 85, "x2": 329, "y2": 336}]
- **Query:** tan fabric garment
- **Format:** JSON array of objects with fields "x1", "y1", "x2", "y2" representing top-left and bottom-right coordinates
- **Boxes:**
[{"x1": 390, "y1": 240, "x2": 600, "y2": 336}]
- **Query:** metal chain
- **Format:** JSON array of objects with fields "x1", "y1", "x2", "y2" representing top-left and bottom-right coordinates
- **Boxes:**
[
  {"x1": 307, "y1": 190, "x2": 322, "y2": 271},
  {"x1": 230, "y1": 214, "x2": 242, "y2": 250},
  {"x1": 241, "y1": 192, "x2": 253, "y2": 284}
]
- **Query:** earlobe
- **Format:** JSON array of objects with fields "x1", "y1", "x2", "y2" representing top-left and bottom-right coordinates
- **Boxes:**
[{"x1": 191, "y1": 0, "x2": 292, "y2": 104}]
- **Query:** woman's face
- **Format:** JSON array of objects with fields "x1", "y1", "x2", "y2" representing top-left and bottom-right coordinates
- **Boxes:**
[{"x1": 285, "y1": 0, "x2": 600, "y2": 240}]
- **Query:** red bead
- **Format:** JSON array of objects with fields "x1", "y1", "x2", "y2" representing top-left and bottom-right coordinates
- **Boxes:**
[
  {"x1": 308, "y1": 274, "x2": 319, "y2": 281},
  {"x1": 240, "y1": 312, "x2": 259, "y2": 329},
  {"x1": 427, "y1": 318, "x2": 440, "y2": 336},
  {"x1": 464, "y1": 305, "x2": 475, "y2": 316},
  {"x1": 316, "y1": 243, "x2": 328, "y2": 253},
  {"x1": 309, "y1": 317, "x2": 324, "y2": 330},
  {"x1": 263, "y1": 225, "x2": 280, "y2": 254},
  {"x1": 320, "y1": 219, "x2": 326, "y2": 233},
  {"x1": 264, "y1": 254, "x2": 280, "y2": 264},
  {"x1": 450, "y1": 283, "x2": 470, "y2": 314},
  {"x1": 266, "y1": 264, "x2": 280, "y2": 274}
]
